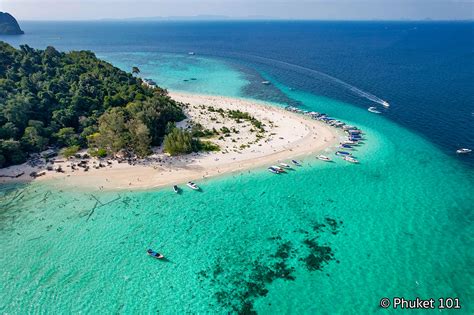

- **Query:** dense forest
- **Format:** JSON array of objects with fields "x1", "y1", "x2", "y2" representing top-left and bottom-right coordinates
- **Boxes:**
[{"x1": 0, "y1": 42, "x2": 186, "y2": 167}]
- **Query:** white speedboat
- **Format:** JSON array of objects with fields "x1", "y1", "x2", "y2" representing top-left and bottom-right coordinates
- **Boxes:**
[
  {"x1": 188, "y1": 52, "x2": 195, "y2": 55},
  {"x1": 381, "y1": 100, "x2": 390, "y2": 107},
  {"x1": 343, "y1": 156, "x2": 359, "y2": 164},
  {"x1": 317, "y1": 155, "x2": 331, "y2": 161},
  {"x1": 261, "y1": 81, "x2": 271, "y2": 85},
  {"x1": 456, "y1": 148, "x2": 472, "y2": 154},
  {"x1": 187, "y1": 181, "x2": 200, "y2": 190},
  {"x1": 368, "y1": 107, "x2": 381, "y2": 114},
  {"x1": 279, "y1": 163, "x2": 291, "y2": 169}
]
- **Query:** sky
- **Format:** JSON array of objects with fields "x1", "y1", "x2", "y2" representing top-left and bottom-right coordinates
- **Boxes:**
[{"x1": 1, "y1": 0, "x2": 473, "y2": 21}]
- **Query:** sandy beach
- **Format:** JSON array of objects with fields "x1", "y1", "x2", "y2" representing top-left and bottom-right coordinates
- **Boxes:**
[{"x1": 0, "y1": 92, "x2": 340, "y2": 191}]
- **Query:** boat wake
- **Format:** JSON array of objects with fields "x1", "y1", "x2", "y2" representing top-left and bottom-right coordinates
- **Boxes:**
[{"x1": 221, "y1": 52, "x2": 389, "y2": 107}]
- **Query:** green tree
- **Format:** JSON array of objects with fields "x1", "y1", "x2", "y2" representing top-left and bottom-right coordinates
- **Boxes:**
[
  {"x1": 132, "y1": 66, "x2": 140, "y2": 75},
  {"x1": 95, "y1": 108, "x2": 129, "y2": 155},
  {"x1": 61, "y1": 145, "x2": 80, "y2": 158},
  {"x1": 3, "y1": 94, "x2": 33, "y2": 130},
  {"x1": 0, "y1": 122, "x2": 19, "y2": 139},
  {"x1": 0, "y1": 139, "x2": 27, "y2": 165},
  {"x1": 199, "y1": 141, "x2": 220, "y2": 152},
  {"x1": 165, "y1": 121, "x2": 176, "y2": 135},
  {"x1": 128, "y1": 119, "x2": 151, "y2": 157},
  {"x1": 54, "y1": 127, "x2": 79, "y2": 147},
  {"x1": 21, "y1": 125, "x2": 48, "y2": 151},
  {"x1": 163, "y1": 128, "x2": 198, "y2": 156}
]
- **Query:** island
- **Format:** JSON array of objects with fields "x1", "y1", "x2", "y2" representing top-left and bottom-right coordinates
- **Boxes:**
[
  {"x1": 0, "y1": 12, "x2": 24, "y2": 35},
  {"x1": 0, "y1": 43, "x2": 339, "y2": 189}
]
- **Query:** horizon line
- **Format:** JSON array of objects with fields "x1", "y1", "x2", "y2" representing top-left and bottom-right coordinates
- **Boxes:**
[{"x1": 17, "y1": 18, "x2": 474, "y2": 22}]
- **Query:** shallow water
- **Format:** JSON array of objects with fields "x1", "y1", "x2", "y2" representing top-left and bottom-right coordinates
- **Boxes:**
[{"x1": 1, "y1": 31, "x2": 474, "y2": 314}]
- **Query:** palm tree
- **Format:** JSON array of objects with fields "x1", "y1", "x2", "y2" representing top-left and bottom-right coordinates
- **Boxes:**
[{"x1": 132, "y1": 66, "x2": 140, "y2": 76}]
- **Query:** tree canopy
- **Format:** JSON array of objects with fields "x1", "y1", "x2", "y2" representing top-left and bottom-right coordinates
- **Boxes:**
[
  {"x1": 0, "y1": 42, "x2": 185, "y2": 166},
  {"x1": 163, "y1": 127, "x2": 220, "y2": 156}
]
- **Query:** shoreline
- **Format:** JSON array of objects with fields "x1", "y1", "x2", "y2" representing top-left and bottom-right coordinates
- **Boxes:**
[{"x1": 0, "y1": 92, "x2": 341, "y2": 191}]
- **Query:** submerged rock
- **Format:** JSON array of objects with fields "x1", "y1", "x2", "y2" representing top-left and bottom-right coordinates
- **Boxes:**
[{"x1": 0, "y1": 12, "x2": 24, "y2": 35}]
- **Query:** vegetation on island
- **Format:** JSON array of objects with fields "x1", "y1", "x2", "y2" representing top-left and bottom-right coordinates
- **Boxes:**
[
  {"x1": 163, "y1": 125, "x2": 219, "y2": 156},
  {"x1": 187, "y1": 104, "x2": 269, "y2": 155},
  {"x1": 206, "y1": 105, "x2": 265, "y2": 132},
  {"x1": 163, "y1": 128, "x2": 198, "y2": 155},
  {"x1": 0, "y1": 42, "x2": 185, "y2": 167},
  {"x1": 227, "y1": 109, "x2": 265, "y2": 132}
]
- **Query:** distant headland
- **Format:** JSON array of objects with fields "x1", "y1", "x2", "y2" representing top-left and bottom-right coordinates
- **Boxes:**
[{"x1": 0, "y1": 12, "x2": 24, "y2": 35}]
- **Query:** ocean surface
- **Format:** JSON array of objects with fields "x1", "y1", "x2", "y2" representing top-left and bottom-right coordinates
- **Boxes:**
[{"x1": 1, "y1": 21, "x2": 473, "y2": 314}]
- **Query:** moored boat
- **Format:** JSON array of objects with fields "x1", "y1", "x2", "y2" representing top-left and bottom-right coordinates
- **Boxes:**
[
  {"x1": 343, "y1": 156, "x2": 359, "y2": 163},
  {"x1": 335, "y1": 151, "x2": 352, "y2": 156},
  {"x1": 147, "y1": 249, "x2": 164, "y2": 259},
  {"x1": 291, "y1": 159, "x2": 301, "y2": 166},
  {"x1": 456, "y1": 148, "x2": 472, "y2": 154},
  {"x1": 187, "y1": 181, "x2": 200, "y2": 190},
  {"x1": 279, "y1": 162, "x2": 291, "y2": 169},
  {"x1": 268, "y1": 167, "x2": 280, "y2": 174},
  {"x1": 317, "y1": 155, "x2": 331, "y2": 161},
  {"x1": 173, "y1": 185, "x2": 180, "y2": 193},
  {"x1": 271, "y1": 165, "x2": 286, "y2": 173},
  {"x1": 349, "y1": 137, "x2": 362, "y2": 142},
  {"x1": 261, "y1": 81, "x2": 271, "y2": 85},
  {"x1": 342, "y1": 140, "x2": 358, "y2": 145}
]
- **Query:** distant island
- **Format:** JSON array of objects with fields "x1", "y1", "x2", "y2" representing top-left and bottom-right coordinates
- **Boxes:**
[
  {"x1": 0, "y1": 12, "x2": 24, "y2": 35},
  {"x1": 100, "y1": 14, "x2": 279, "y2": 21}
]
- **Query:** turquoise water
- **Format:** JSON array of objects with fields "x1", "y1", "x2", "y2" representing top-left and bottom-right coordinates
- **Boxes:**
[
  {"x1": 99, "y1": 52, "x2": 248, "y2": 97},
  {"x1": 1, "y1": 53, "x2": 473, "y2": 314}
]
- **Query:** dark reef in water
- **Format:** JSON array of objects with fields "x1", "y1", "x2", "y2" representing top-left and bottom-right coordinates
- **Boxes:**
[
  {"x1": 197, "y1": 218, "x2": 343, "y2": 314},
  {"x1": 0, "y1": 12, "x2": 24, "y2": 35},
  {"x1": 232, "y1": 63, "x2": 302, "y2": 107},
  {"x1": 302, "y1": 238, "x2": 334, "y2": 271}
]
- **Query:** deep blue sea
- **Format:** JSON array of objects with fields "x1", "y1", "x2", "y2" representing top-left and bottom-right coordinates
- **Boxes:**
[
  {"x1": 2, "y1": 21, "x2": 473, "y2": 166},
  {"x1": 1, "y1": 21, "x2": 473, "y2": 314}
]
